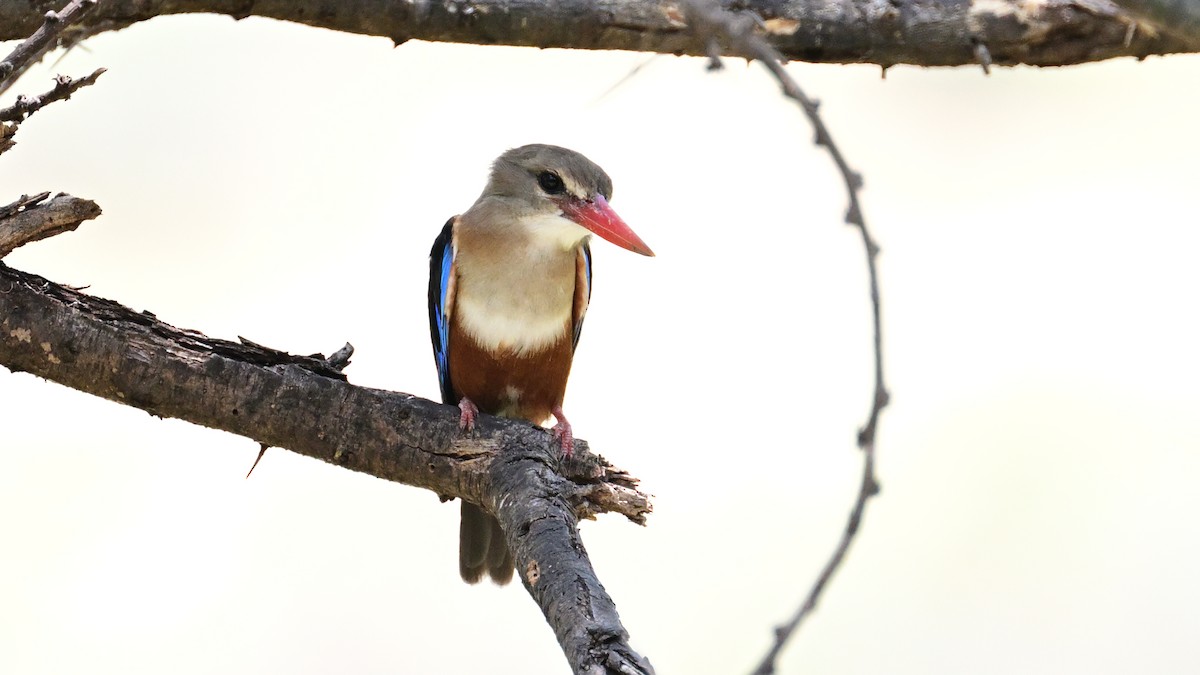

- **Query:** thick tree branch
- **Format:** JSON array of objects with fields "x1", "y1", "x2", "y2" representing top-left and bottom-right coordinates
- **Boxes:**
[
  {"x1": 493, "y1": 435, "x2": 655, "y2": 675},
  {"x1": 0, "y1": 0, "x2": 1188, "y2": 67},
  {"x1": 0, "y1": 260, "x2": 652, "y2": 674}
]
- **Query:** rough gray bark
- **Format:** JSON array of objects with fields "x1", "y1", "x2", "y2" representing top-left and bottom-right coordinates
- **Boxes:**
[
  {"x1": 491, "y1": 431, "x2": 654, "y2": 674},
  {"x1": 0, "y1": 259, "x2": 653, "y2": 674},
  {"x1": 0, "y1": 0, "x2": 1189, "y2": 67}
]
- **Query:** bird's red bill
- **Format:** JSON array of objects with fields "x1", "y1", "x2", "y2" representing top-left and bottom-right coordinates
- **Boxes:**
[{"x1": 560, "y1": 194, "x2": 655, "y2": 257}]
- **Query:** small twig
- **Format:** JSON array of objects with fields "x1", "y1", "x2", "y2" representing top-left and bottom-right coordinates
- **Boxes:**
[
  {"x1": 0, "y1": 192, "x2": 101, "y2": 258},
  {"x1": 0, "y1": 0, "x2": 99, "y2": 87},
  {"x1": 324, "y1": 342, "x2": 355, "y2": 371},
  {"x1": 0, "y1": 68, "x2": 105, "y2": 122},
  {"x1": 681, "y1": 1, "x2": 888, "y2": 672},
  {"x1": 0, "y1": 192, "x2": 53, "y2": 220},
  {"x1": 0, "y1": 67, "x2": 104, "y2": 155}
]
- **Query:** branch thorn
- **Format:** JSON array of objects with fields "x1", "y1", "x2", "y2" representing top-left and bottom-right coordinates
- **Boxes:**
[
  {"x1": 245, "y1": 443, "x2": 270, "y2": 478},
  {"x1": 973, "y1": 40, "x2": 992, "y2": 75}
]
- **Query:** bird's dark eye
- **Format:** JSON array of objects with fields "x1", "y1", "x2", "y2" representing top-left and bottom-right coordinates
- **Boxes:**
[{"x1": 537, "y1": 171, "x2": 565, "y2": 195}]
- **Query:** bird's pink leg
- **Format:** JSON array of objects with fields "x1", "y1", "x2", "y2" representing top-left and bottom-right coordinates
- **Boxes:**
[
  {"x1": 551, "y1": 405, "x2": 574, "y2": 457},
  {"x1": 458, "y1": 397, "x2": 479, "y2": 432}
]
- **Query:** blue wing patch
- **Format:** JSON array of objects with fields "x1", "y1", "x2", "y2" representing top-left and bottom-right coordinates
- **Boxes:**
[{"x1": 428, "y1": 218, "x2": 457, "y2": 404}]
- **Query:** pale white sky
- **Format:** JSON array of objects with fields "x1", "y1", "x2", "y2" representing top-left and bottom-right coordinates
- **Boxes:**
[{"x1": 2, "y1": 15, "x2": 1198, "y2": 675}]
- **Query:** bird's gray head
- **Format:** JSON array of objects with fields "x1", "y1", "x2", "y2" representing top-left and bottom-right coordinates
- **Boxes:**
[
  {"x1": 485, "y1": 144, "x2": 614, "y2": 206},
  {"x1": 476, "y1": 144, "x2": 653, "y2": 256}
]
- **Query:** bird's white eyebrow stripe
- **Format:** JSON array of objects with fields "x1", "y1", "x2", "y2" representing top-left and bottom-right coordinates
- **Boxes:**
[{"x1": 562, "y1": 174, "x2": 589, "y2": 200}]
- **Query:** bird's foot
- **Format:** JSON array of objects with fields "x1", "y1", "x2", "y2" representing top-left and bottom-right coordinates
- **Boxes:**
[
  {"x1": 458, "y1": 397, "x2": 479, "y2": 432},
  {"x1": 551, "y1": 406, "x2": 574, "y2": 457}
]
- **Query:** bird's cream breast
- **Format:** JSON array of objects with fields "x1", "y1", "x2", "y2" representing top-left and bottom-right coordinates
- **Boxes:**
[{"x1": 454, "y1": 246, "x2": 576, "y2": 355}]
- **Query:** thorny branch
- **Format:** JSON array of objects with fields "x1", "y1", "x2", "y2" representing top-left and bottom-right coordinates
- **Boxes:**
[{"x1": 682, "y1": 1, "x2": 887, "y2": 672}]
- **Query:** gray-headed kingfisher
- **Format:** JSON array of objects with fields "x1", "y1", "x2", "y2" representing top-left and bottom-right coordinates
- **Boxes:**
[{"x1": 428, "y1": 144, "x2": 654, "y2": 584}]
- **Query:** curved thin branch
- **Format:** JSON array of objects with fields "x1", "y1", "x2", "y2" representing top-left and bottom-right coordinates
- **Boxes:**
[
  {"x1": 681, "y1": 1, "x2": 887, "y2": 672},
  {"x1": 0, "y1": 0, "x2": 1189, "y2": 67},
  {"x1": 0, "y1": 259, "x2": 652, "y2": 674},
  {"x1": 0, "y1": 192, "x2": 51, "y2": 220}
]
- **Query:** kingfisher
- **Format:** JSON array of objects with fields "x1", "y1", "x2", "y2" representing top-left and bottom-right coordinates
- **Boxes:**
[{"x1": 428, "y1": 144, "x2": 654, "y2": 584}]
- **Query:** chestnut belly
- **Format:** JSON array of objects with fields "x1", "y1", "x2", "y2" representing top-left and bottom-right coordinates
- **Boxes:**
[{"x1": 447, "y1": 327, "x2": 574, "y2": 425}]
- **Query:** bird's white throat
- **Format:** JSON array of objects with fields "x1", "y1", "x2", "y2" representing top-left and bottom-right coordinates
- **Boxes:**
[{"x1": 522, "y1": 211, "x2": 591, "y2": 252}]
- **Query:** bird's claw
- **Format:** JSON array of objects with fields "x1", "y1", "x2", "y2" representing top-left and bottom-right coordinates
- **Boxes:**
[
  {"x1": 551, "y1": 406, "x2": 574, "y2": 457},
  {"x1": 458, "y1": 397, "x2": 479, "y2": 432}
]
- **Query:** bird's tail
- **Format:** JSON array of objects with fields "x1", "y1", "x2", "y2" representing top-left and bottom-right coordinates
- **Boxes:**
[{"x1": 459, "y1": 501, "x2": 514, "y2": 585}]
